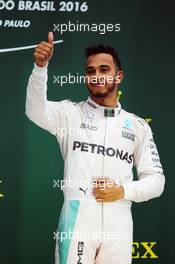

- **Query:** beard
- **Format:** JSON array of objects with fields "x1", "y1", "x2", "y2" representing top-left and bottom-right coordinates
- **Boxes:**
[{"x1": 87, "y1": 81, "x2": 116, "y2": 98}]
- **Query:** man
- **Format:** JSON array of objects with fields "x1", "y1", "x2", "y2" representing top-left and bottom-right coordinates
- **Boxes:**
[{"x1": 25, "y1": 32, "x2": 165, "y2": 264}]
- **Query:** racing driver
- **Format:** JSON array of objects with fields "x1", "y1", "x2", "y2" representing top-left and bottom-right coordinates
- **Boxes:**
[{"x1": 25, "y1": 32, "x2": 165, "y2": 264}]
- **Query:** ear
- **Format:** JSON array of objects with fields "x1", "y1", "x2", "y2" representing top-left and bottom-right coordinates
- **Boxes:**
[{"x1": 115, "y1": 70, "x2": 124, "y2": 84}]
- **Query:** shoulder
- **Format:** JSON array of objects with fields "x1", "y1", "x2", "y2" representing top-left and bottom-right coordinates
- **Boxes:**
[
  {"x1": 50, "y1": 98, "x2": 80, "y2": 109},
  {"x1": 120, "y1": 108, "x2": 152, "y2": 136},
  {"x1": 51, "y1": 99, "x2": 87, "y2": 119}
]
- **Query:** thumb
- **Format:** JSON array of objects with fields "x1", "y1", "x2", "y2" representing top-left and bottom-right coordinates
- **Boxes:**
[{"x1": 48, "y1": 31, "x2": 54, "y2": 44}]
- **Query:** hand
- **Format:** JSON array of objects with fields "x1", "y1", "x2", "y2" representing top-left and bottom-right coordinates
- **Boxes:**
[
  {"x1": 92, "y1": 177, "x2": 124, "y2": 202},
  {"x1": 34, "y1": 32, "x2": 54, "y2": 67}
]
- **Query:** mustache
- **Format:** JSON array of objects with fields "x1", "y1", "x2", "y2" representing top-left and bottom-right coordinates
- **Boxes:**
[{"x1": 87, "y1": 83, "x2": 116, "y2": 98}]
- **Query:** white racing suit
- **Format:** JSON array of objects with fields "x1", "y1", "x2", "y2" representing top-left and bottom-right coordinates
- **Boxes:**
[{"x1": 26, "y1": 64, "x2": 165, "y2": 264}]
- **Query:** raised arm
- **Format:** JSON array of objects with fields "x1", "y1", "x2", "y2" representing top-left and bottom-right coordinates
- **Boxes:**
[{"x1": 25, "y1": 32, "x2": 67, "y2": 136}]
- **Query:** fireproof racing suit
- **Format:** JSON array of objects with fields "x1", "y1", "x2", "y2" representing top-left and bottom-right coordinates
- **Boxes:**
[{"x1": 25, "y1": 64, "x2": 165, "y2": 264}]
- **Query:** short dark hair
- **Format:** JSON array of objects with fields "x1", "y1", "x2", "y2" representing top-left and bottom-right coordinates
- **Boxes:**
[{"x1": 86, "y1": 44, "x2": 122, "y2": 70}]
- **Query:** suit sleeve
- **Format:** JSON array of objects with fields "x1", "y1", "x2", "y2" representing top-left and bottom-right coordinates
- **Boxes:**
[
  {"x1": 123, "y1": 122, "x2": 165, "y2": 202},
  {"x1": 25, "y1": 63, "x2": 68, "y2": 136}
]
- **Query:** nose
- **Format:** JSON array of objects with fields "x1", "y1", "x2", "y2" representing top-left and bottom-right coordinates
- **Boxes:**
[
  {"x1": 94, "y1": 70, "x2": 105, "y2": 84},
  {"x1": 94, "y1": 70, "x2": 101, "y2": 80}
]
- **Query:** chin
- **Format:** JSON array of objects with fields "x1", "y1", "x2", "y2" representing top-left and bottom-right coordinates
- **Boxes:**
[
  {"x1": 88, "y1": 85, "x2": 116, "y2": 98},
  {"x1": 89, "y1": 89, "x2": 109, "y2": 98}
]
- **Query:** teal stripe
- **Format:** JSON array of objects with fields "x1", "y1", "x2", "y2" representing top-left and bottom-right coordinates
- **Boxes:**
[{"x1": 57, "y1": 200, "x2": 80, "y2": 264}]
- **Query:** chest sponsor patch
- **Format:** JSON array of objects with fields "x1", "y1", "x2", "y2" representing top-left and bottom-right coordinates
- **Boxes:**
[
  {"x1": 122, "y1": 131, "x2": 135, "y2": 142},
  {"x1": 80, "y1": 123, "x2": 98, "y2": 131},
  {"x1": 73, "y1": 141, "x2": 134, "y2": 164}
]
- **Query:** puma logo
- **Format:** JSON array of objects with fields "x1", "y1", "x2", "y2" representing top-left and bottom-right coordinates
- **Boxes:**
[{"x1": 79, "y1": 187, "x2": 88, "y2": 195}]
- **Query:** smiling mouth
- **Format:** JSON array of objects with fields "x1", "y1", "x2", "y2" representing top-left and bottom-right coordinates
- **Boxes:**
[{"x1": 90, "y1": 82, "x2": 105, "y2": 87}]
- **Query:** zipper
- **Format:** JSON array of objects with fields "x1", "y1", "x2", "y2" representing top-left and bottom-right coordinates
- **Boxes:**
[{"x1": 101, "y1": 116, "x2": 107, "y2": 235}]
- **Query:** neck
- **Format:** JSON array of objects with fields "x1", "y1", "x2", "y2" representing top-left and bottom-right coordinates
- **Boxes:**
[{"x1": 90, "y1": 89, "x2": 118, "y2": 108}]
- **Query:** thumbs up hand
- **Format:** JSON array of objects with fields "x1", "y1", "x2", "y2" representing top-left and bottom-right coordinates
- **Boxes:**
[{"x1": 34, "y1": 32, "x2": 54, "y2": 67}]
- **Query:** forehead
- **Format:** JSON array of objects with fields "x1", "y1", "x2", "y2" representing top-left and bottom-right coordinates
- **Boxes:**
[{"x1": 86, "y1": 53, "x2": 115, "y2": 67}]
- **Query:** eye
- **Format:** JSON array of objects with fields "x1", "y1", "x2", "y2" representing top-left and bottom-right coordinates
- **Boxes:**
[
  {"x1": 100, "y1": 67, "x2": 110, "y2": 73},
  {"x1": 101, "y1": 68, "x2": 108, "y2": 72},
  {"x1": 86, "y1": 69, "x2": 95, "y2": 75}
]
